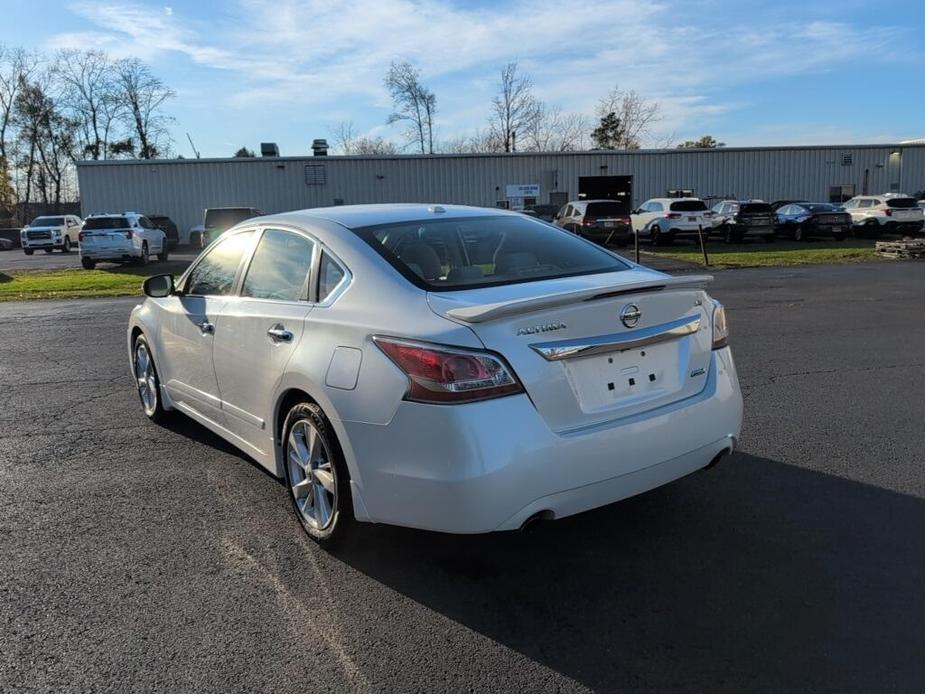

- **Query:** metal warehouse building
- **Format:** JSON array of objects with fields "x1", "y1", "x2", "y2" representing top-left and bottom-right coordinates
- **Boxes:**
[{"x1": 76, "y1": 143, "x2": 925, "y2": 236}]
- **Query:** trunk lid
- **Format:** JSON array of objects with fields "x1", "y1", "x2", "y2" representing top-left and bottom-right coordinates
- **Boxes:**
[{"x1": 428, "y1": 270, "x2": 715, "y2": 432}]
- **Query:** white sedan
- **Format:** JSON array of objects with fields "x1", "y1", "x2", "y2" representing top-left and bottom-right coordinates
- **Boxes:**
[{"x1": 128, "y1": 204, "x2": 743, "y2": 545}]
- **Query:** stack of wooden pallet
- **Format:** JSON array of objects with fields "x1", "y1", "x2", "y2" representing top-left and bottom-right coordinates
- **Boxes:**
[{"x1": 876, "y1": 239, "x2": 925, "y2": 259}]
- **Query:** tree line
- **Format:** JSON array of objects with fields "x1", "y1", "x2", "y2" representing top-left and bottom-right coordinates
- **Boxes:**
[
  {"x1": 0, "y1": 45, "x2": 174, "y2": 219},
  {"x1": 332, "y1": 60, "x2": 724, "y2": 157}
]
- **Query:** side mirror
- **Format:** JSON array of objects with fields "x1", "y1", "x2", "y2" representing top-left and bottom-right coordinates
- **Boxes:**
[{"x1": 143, "y1": 274, "x2": 175, "y2": 298}]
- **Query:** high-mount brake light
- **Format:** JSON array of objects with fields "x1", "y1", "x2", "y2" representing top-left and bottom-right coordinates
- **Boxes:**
[{"x1": 373, "y1": 337, "x2": 524, "y2": 404}]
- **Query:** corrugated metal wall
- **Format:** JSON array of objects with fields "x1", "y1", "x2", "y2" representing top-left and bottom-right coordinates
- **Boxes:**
[{"x1": 76, "y1": 145, "x2": 925, "y2": 236}]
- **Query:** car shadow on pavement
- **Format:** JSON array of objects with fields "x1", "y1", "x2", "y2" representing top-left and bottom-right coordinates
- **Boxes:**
[{"x1": 336, "y1": 452, "x2": 925, "y2": 692}]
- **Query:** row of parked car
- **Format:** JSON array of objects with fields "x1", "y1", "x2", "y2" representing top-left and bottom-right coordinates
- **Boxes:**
[
  {"x1": 17, "y1": 206, "x2": 264, "y2": 268},
  {"x1": 543, "y1": 194, "x2": 925, "y2": 246}
]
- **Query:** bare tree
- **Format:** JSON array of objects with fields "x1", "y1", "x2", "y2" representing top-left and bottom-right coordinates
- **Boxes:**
[
  {"x1": 114, "y1": 57, "x2": 175, "y2": 159},
  {"x1": 332, "y1": 121, "x2": 399, "y2": 155},
  {"x1": 489, "y1": 62, "x2": 539, "y2": 153},
  {"x1": 55, "y1": 49, "x2": 123, "y2": 160},
  {"x1": 523, "y1": 104, "x2": 588, "y2": 152},
  {"x1": 594, "y1": 85, "x2": 661, "y2": 149},
  {"x1": 0, "y1": 45, "x2": 39, "y2": 163},
  {"x1": 443, "y1": 129, "x2": 505, "y2": 154},
  {"x1": 384, "y1": 62, "x2": 436, "y2": 154}
]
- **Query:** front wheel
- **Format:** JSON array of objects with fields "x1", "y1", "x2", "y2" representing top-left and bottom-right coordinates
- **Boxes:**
[
  {"x1": 133, "y1": 335, "x2": 171, "y2": 424},
  {"x1": 157, "y1": 244, "x2": 169, "y2": 262},
  {"x1": 833, "y1": 233, "x2": 847, "y2": 242},
  {"x1": 793, "y1": 225, "x2": 806, "y2": 242},
  {"x1": 763, "y1": 234, "x2": 775, "y2": 244},
  {"x1": 44, "y1": 248, "x2": 53, "y2": 254},
  {"x1": 62, "y1": 237, "x2": 72, "y2": 253},
  {"x1": 283, "y1": 402, "x2": 354, "y2": 547},
  {"x1": 81, "y1": 257, "x2": 95, "y2": 270},
  {"x1": 23, "y1": 248, "x2": 33, "y2": 256}
]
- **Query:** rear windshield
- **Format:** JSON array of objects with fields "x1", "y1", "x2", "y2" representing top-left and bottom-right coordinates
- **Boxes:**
[
  {"x1": 30, "y1": 216, "x2": 64, "y2": 227},
  {"x1": 804, "y1": 203, "x2": 838, "y2": 212},
  {"x1": 670, "y1": 200, "x2": 707, "y2": 212},
  {"x1": 585, "y1": 202, "x2": 627, "y2": 217},
  {"x1": 886, "y1": 198, "x2": 917, "y2": 209},
  {"x1": 205, "y1": 208, "x2": 257, "y2": 230},
  {"x1": 741, "y1": 203, "x2": 773, "y2": 213},
  {"x1": 353, "y1": 215, "x2": 629, "y2": 291},
  {"x1": 84, "y1": 217, "x2": 130, "y2": 230}
]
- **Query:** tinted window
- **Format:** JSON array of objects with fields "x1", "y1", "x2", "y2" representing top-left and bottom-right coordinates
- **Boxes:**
[
  {"x1": 649, "y1": 202, "x2": 664, "y2": 212},
  {"x1": 586, "y1": 202, "x2": 627, "y2": 217},
  {"x1": 242, "y1": 229, "x2": 313, "y2": 301},
  {"x1": 84, "y1": 217, "x2": 130, "y2": 230},
  {"x1": 204, "y1": 208, "x2": 258, "y2": 231},
  {"x1": 30, "y1": 216, "x2": 65, "y2": 227},
  {"x1": 886, "y1": 197, "x2": 917, "y2": 208},
  {"x1": 804, "y1": 203, "x2": 837, "y2": 212},
  {"x1": 858, "y1": 199, "x2": 873, "y2": 208},
  {"x1": 186, "y1": 231, "x2": 254, "y2": 296},
  {"x1": 318, "y1": 252, "x2": 346, "y2": 302},
  {"x1": 670, "y1": 200, "x2": 708, "y2": 212},
  {"x1": 353, "y1": 215, "x2": 628, "y2": 291},
  {"x1": 741, "y1": 203, "x2": 773, "y2": 213}
]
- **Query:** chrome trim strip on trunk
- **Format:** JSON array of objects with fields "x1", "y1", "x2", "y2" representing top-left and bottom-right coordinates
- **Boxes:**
[{"x1": 529, "y1": 314, "x2": 701, "y2": 361}]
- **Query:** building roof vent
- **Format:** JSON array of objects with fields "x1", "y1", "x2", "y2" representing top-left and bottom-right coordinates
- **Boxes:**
[
  {"x1": 261, "y1": 142, "x2": 280, "y2": 157},
  {"x1": 312, "y1": 139, "x2": 329, "y2": 156}
]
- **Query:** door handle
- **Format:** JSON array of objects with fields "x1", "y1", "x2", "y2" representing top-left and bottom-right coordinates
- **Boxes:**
[
  {"x1": 199, "y1": 320, "x2": 214, "y2": 335},
  {"x1": 267, "y1": 325, "x2": 293, "y2": 343}
]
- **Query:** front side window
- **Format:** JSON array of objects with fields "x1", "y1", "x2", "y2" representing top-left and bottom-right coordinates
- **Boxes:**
[
  {"x1": 353, "y1": 214, "x2": 629, "y2": 291},
  {"x1": 318, "y1": 252, "x2": 346, "y2": 302},
  {"x1": 185, "y1": 231, "x2": 255, "y2": 296},
  {"x1": 242, "y1": 229, "x2": 314, "y2": 302}
]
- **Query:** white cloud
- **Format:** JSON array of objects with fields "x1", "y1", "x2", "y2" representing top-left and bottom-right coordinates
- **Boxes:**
[{"x1": 45, "y1": 0, "x2": 914, "y2": 145}]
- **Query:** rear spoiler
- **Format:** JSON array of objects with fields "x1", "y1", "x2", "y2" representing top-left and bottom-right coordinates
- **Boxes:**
[{"x1": 444, "y1": 275, "x2": 713, "y2": 323}]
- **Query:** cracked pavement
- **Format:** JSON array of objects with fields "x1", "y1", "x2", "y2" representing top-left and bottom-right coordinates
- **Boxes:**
[{"x1": 1, "y1": 262, "x2": 924, "y2": 693}]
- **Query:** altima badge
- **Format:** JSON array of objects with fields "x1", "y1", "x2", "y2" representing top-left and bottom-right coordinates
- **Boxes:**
[
  {"x1": 620, "y1": 304, "x2": 641, "y2": 328},
  {"x1": 517, "y1": 322, "x2": 567, "y2": 336}
]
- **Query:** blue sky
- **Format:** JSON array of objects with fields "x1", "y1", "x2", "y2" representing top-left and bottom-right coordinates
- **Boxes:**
[{"x1": 4, "y1": 0, "x2": 924, "y2": 157}]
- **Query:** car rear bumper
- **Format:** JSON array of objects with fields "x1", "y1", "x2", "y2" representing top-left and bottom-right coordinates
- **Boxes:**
[
  {"x1": 80, "y1": 247, "x2": 139, "y2": 260},
  {"x1": 581, "y1": 225, "x2": 632, "y2": 242},
  {"x1": 342, "y1": 347, "x2": 743, "y2": 533}
]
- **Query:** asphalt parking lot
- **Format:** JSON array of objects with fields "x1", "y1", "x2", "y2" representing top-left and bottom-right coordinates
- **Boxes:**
[
  {"x1": 1, "y1": 262, "x2": 923, "y2": 693},
  {"x1": 0, "y1": 247, "x2": 200, "y2": 272}
]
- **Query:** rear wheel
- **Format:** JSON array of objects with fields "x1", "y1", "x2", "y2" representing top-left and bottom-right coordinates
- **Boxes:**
[
  {"x1": 81, "y1": 257, "x2": 96, "y2": 270},
  {"x1": 793, "y1": 225, "x2": 806, "y2": 242},
  {"x1": 157, "y1": 244, "x2": 169, "y2": 262},
  {"x1": 283, "y1": 401, "x2": 354, "y2": 547},
  {"x1": 650, "y1": 225, "x2": 662, "y2": 246},
  {"x1": 833, "y1": 233, "x2": 847, "y2": 242},
  {"x1": 723, "y1": 224, "x2": 736, "y2": 244},
  {"x1": 23, "y1": 248, "x2": 33, "y2": 256},
  {"x1": 763, "y1": 234, "x2": 775, "y2": 243},
  {"x1": 62, "y1": 237, "x2": 72, "y2": 253},
  {"x1": 137, "y1": 242, "x2": 149, "y2": 266}
]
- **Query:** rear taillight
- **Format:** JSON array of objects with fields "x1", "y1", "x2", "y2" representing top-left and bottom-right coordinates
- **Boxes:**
[
  {"x1": 581, "y1": 218, "x2": 595, "y2": 226},
  {"x1": 666, "y1": 212, "x2": 682, "y2": 219},
  {"x1": 373, "y1": 337, "x2": 524, "y2": 404},
  {"x1": 618, "y1": 216, "x2": 630, "y2": 224},
  {"x1": 883, "y1": 208, "x2": 893, "y2": 216},
  {"x1": 712, "y1": 302, "x2": 729, "y2": 350},
  {"x1": 124, "y1": 230, "x2": 134, "y2": 238},
  {"x1": 703, "y1": 211, "x2": 714, "y2": 218},
  {"x1": 78, "y1": 232, "x2": 87, "y2": 241}
]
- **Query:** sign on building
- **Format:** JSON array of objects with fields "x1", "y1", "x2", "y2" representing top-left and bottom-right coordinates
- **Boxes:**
[{"x1": 505, "y1": 184, "x2": 540, "y2": 211}]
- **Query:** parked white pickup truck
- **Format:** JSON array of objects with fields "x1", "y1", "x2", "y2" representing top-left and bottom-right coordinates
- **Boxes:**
[{"x1": 21, "y1": 215, "x2": 83, "y2": 254}]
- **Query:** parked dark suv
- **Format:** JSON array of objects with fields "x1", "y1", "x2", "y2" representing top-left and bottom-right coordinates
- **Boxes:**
[
  {"x1": 710, "y1": 200, "x2": 776, "y2": 243},
  {"x1": 147, "y1": 215, "x2": 179, "y2": 248},
  {"x1": 201, "y1": 207, "x2": 262, "y2": 248},
  {"x1": 553, "y1": 200, "x2": 632, "y2": 247}
]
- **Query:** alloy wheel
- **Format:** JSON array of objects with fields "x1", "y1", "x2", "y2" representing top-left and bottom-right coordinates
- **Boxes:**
[
  {"x1": 287, "y1": 419, "x2": 337, "y2": 531},
  {"x1": 134, "y1": 342, "x2": 158, "y2": 415}
]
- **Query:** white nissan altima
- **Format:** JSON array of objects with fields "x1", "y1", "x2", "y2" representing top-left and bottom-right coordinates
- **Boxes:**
[{"x1": 128, "y1": 204, "x2": 743, "y2": 545}]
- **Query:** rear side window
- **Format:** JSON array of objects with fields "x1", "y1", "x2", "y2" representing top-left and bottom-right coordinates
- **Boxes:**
[
  {"x1": 186, "y1": 231, "x2": 255, "y2": 296},
  {"x1": 670, "y1": 200, "x2": 708, "y2": 212},
  {"x1": 318, "y1": 252, "x2": 346, "y2": 302},
  {"x1": 886, "y1": 197, "x2": 917, "y2": 208},
  {"x1": 586, "y1": 202, "x2": 627, "y2": 217},
  {"x1": 84, "y1": 217, "x2": 130, "y2": 230},
  {"x1": 741, "y1": 203, "x2": 773, "y2": 213},
  {"x1": 353, "y1": 215, "x2": 628, "y2": 291},
  {"x1": 242, "y1": 229, "x2": 313, "y2": 302}
]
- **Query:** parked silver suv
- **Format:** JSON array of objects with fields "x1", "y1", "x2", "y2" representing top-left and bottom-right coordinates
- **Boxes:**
[{"x1": 843, "y1": 195, "x2": 924, "y2": 235}]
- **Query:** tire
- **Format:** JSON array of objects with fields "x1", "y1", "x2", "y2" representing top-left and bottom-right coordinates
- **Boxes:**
[
  {"x1": 62, "y1": 237, "x2": 72, "y2": 253},
  {"x1": 23, "y1": 249, "x2": 33, "y2": 256},
  {"x1": 137, "y1": 242, "x2": 149, "y2": 266},
  {"x1": 133, "y1": 335, "x2": 171, "y2": 424},
  {"x1": 81, "y1": 257, "x2": 96, "y2": 270},
  {"x1": 833, "y1": 233, "x2": 847, "y2": 242},
  {"x1": 793, "y1": 225, "x2": 806, "y2": 242},
  {"x1": 189, "y1": 231, "x2": 201, "y2": 249},
  {"x1": 282, "y1": 401, "x2": 354, "y2": 547},
  {"x1": 157, "y1": 244, "x2": 169, "y2": 262},
  {"x1": 763, "y1": 234, "x2": 775, "y2": 244},
  {"x1": 723, "y1": 224, "x2": 735, "y2": 244},
  {"x1": 650, "y1": 225, "x2": 662, "y2": 246},
  {"x1": 44, "y1": 248, "x2": 53, "y2": 254},
  {"x1": 862, "y1": 219, "x2": 880, "y2": 237}
]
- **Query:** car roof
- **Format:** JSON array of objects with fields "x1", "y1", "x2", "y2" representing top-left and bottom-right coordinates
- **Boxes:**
[
  {"x1": 256, "y1": 204, "x2": 522, "y2": 230},
  {"x1": 647, "y1": 197, "x2": 702, "y2": 202}
]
